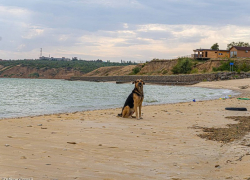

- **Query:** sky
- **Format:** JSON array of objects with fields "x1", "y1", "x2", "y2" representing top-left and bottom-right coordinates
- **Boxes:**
[{"x1": 0, "y1": 0, "x2": 250, "y2": 62}]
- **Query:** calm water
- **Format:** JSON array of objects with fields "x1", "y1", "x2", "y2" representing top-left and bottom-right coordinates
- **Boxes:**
[{"x1": 0, "y1": 78, "x2": 238, "y2": 119}]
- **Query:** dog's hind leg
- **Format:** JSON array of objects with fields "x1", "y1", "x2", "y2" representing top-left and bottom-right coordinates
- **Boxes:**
[{"x1": 122, "y1": 106, "x2": 131, "y2": 118}]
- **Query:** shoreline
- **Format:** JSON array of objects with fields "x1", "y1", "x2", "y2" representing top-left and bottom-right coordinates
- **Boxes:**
[
  {"x1": 0, "y1": 80, "x2": 242, "y2": 120},
  {"x1": 0, "y1": 90, "x2": 239, "y2": 121},
  {"x1": 1, "y1": 78, "x2": 250, "y2": 179}
]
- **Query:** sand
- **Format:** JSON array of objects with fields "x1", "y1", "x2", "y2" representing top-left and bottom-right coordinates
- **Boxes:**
[{"x1": 1, "y1": 78, "x2": 250, "y2": 180}]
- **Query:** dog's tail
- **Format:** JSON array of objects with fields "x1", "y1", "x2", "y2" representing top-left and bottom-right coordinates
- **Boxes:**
[{"x1": 117, "y1": 113, "x2": 122, "y2": 117}]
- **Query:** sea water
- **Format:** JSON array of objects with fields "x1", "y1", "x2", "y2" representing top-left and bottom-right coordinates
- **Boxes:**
[{"x1": 0, "y1": 78, "x2": 238, "y2": 119}]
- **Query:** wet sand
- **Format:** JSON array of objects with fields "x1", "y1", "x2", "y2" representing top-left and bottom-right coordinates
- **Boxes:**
[{"x1": 1, "y1": 78, "x2": 250, "y2": 180}]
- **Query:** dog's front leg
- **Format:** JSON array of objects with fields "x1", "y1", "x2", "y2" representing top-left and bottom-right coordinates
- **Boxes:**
[
  {"x1": 134, "y1": 103, "x2": 139, "y2": 119},
  {"x1": 139, "y1": 104, "x2": 142, "y2": 119}
]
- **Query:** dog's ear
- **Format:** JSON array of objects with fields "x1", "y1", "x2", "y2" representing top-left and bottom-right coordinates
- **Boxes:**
[
  {"x1": 143, "y1": 81, "x2": 145, "y2": 85},
  {"x1": 132, "y1": 81, "x2": 135, "y2": 84}
]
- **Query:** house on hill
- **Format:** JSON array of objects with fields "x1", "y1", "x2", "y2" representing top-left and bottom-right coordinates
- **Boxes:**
[
  {"x1": 193, "y1": 49, "x2": 230, "y2": 60},
  {"x1": 229, "y1": 46, "x2": 250, "y2": 58}
]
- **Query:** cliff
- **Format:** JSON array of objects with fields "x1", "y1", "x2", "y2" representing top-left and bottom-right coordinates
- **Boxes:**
[
  {"x1": 1, "y1": 59, "x2": 250, "y2": 79},
  {"x1": 83, "y1": 65, "x2": 137, "y2": 76},
  {"x1": 0, "y1": 65, "x2": 84, "y2": 79}
]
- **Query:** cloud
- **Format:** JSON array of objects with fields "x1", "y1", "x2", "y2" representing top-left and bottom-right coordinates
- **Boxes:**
[{"x1": 0, "y1": 1, "x2": 250, "y2": 61}]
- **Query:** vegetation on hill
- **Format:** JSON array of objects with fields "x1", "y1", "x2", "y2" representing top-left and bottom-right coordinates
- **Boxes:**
[
  {"x1": 130, "y1": 66, "x2": 141, "y2": 75},
  {"x1": 0, "y1": 60, "x2": 135, "y2": 74},
  {"x1": 1, "y1": 58, "x2": 250, "y2": 79},
  {"x1": 138, "y1": 57, "x2": 250, "y2": 76},
  {"x1": 212, "y1": 59, "x2": 250, "y2": 73},
  {"x1": 171, "y1": 58, "x2": 193, "y2": 74}
]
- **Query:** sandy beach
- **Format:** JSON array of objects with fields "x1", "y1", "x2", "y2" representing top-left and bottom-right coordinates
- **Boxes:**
[{"x1": 1, "y1": 79, "x2": 250, "y2": 180}]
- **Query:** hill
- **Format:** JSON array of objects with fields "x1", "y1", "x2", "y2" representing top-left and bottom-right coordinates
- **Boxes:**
[
  {"x1": 83, "y1": 65, "x2": 137, "y2": 76},
  {"x1": 84, "y1": 58, "x2": 250, "y2": 77},
  {"x1": 0, "y1": 60, "x2": 134, "y2": 79},
  {"x1": 1, "y1": 58, "x2": 250, "y2": 79}
]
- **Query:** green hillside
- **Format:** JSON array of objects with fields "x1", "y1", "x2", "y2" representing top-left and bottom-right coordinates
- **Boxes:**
[{"x1": 0, "y1": 60, "x2": 135, "y2": 74}]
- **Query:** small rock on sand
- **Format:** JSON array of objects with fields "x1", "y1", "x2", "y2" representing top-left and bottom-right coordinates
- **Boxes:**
[{"x1": 67, "y1": 142, "x2": 77, "y2": 144}]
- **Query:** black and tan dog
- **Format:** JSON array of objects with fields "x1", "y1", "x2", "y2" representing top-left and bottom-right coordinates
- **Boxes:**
[{"x1": 118, "y1": 79, "x2": 145, "y2": 120}]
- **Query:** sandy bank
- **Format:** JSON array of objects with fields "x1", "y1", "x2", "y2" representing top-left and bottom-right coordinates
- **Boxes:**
[{"x1": 1, "y1": 78, "x2": 250, "y2": 180}]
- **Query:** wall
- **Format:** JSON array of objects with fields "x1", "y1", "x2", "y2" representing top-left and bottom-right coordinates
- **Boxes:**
[
  {"x1": 206, "y1": 51, "x2": 218, "y2": 58},
  {"x1": 230, "y1": 47, "x2": 238, "y2": 57},
  {"x1": 70, "y1": 72, "x2": 250, "y2": 85},
  {"x1": 201, "y1": 50, "x2": 229, "y2": 59},
  {"x1": 229, "y1": 47, "x2": 250, "y2": 58},
  {"x1": 237, "y1": 50, "x2": 250, "y2": 58},
  {"x1": 218, "y1": 51, "x2": 230, "y2": 58}
]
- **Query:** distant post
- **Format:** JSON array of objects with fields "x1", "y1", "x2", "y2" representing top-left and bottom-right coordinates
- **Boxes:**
[{"x1": 230, "y1": 62, "x2": 234, "y2": 72}]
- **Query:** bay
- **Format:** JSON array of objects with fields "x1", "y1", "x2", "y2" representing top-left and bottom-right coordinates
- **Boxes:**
[{"x1": 0, "y1": 78, "x2": 237, "y2": 119}]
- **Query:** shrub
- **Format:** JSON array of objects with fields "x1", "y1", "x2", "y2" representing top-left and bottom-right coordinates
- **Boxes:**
[
  {"x1": 162, "y1": 69, "x2": 168, "y2": 74},
  {"x1": 29, "y1": 73, "x2": 39, "y2": 78},
  {"x1": 213, "y1": 59, "x2": 237, "y2": 72},
  {"x1": 213, "y1": 60, "x2": 250, "y2": 72},
  {"x1": 172, "y1": 58, "x2": 193, "y2": 74},
  {"x1": 202, "y1": 69, "x2": 207, "y2": 74},
  {"x1": 132, "y1": 67, "x2": 141, "y2": 74},
  {"x1": 191, "y1": 68, "x2": 198, "y2": 74},
  {"x1": 239, "y1": 61, "x2": 250, "y2": 72},
  {"x1": 141, "y1": 63, "x2": 147, "y2": 68}
]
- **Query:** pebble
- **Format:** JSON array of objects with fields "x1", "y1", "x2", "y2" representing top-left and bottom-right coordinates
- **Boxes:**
[
  {"x1": 5, "y1": 144, "x2": 10, "y2": 147},
  {"x1": 27, "y1": 125, "x2": 32, "y2": 127},
  {"x1": 37, "y1": 124, "x2": 43, "y2": 126},
  {"x1": 67, "y1": 142, "x2": 77, "y2": 144}
]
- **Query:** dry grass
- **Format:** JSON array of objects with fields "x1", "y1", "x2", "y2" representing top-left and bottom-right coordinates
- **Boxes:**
[{"x1": 197, "y1": 116, "x2": 250, "y2": 143}]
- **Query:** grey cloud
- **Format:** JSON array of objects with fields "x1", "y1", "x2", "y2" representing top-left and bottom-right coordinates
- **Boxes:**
[
  {"x1": 179, "y1": 35, "x2": 206, "y2": 43},
  {"x1": 1, "y1": 0, "x2": 250, "y2": 60},
  {"x1": 2, "y1": 0, "x2": 250, "y2": 33},
  {"x1": 138, "y1": 31, "x2": 173, "y2": 40},
  {"x1": 114, "y1": 38, "x2": 151, "y2": 47}
]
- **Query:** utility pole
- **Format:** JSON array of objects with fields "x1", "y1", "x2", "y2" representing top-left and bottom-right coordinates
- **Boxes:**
[{"x1": 40, "y1": 48, "x2": 42, "y2": 58}]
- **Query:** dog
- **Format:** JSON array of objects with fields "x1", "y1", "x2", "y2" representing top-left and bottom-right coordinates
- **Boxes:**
[{"x1": 118, "y1": 79, "x2": 145, "y2": 120}]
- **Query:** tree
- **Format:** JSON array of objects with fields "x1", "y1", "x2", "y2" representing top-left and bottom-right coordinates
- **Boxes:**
[
  {"x1": 211, "y1": 43, "x2": 219, "y2": 50},
  {"x1": 227, "y1": 41, "x2": 250, "y2": 50}
]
